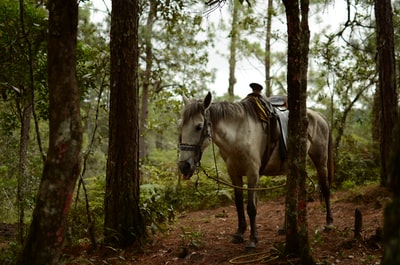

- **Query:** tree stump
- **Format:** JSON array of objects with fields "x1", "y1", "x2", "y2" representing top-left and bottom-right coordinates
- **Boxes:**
[{"x1": 354, "y1": 208, "x2": 362, "y2": 239}]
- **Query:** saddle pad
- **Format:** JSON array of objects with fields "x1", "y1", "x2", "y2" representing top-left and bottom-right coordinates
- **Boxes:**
[
  {"x1": 275, "y1": 108, "x2": 289, "y2": 156},
  {"x1": 269, "y1": 95, "x2": 287, "y2": 107}
]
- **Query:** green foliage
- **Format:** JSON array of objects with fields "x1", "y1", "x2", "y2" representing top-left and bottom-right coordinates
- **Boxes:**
[
  {"x1": 141, "y1": 159, "x2": 233, "y2": 212},
  {"x1": 66, "y1": 155, "x2": 235, "y2": 244},
  {"x1": 257, "y1": 176, "x2": 286, "y2": 199},
  {"x1": 0, "y1": 0, "x2": 48, "y2": 120},
  {"x1": 335, "y1": 132, "x2": 380, "y2": 186},
  {"x1": 140, "y1": 183, "x2": 174, "y2": 234},
  {"x1": 179, "y1": 226, "x2": 204, "y2": 249},
  {"x1": 0, "y1": 172, "x2": 17, "y2": 223},
  {"x1": 0, "y1": 241, "x2": 20, "y2": 265},
  {"x1": 68, "y1": 176, "x2": 106, "y2": 245}
]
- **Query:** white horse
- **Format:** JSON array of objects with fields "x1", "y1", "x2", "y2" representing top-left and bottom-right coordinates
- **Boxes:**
[{"x1": 178, "y1": 91, "x2": 333, "y2": 249}]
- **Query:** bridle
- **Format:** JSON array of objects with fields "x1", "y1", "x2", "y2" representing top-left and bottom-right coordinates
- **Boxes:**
[{"x1": 179, "y1": 109, "x2": 211, "y2": 163}]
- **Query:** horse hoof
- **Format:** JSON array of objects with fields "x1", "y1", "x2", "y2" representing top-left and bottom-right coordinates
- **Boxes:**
[
  {"x1": 232, "y1": 234, "x2": 244, "y2": 244},
  {"x1": 246, "y1": 241, "x2": 257, "y2": 249}
]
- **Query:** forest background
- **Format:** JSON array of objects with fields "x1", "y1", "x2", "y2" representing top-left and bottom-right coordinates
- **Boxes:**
[{"x1": 0, "y1": 0, "x2": 398, "y2": 263}]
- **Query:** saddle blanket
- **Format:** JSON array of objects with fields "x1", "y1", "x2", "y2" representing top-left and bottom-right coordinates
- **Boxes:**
[{"x1": 275, "y1": 108, "x2": 288, "y2": 159}]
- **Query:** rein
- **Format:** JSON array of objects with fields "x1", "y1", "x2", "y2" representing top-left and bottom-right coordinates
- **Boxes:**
[
  {"x1": 199, "y1": 141, "x2": 316, "y2": 193},
  {"x1": 199, "y1": 141, "x2": 287, "y2": 192}
]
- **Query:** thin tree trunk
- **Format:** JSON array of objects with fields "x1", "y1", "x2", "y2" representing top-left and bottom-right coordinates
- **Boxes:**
[
  {"x1": 16, "y1": 0, "x2": 33, "y2": 243},
  {"x1": 372, "y1": 91, "x2": 380, "y2": 165},
  {"x1": 17, "y1": 94, "x2": 32, "y2": 243},
  {"x1": 297, "y1": 1, "x2": 313, "y2": 263},
  {"x1": 228, "y1": 0, "x2": 239, "y2": 99},
  {"x1": 140, "y1": 0, "x2": 157, "y2": 161},
  {"x1": 264, "y1": 0, "x2": 273, "y2": 96},
  {"x1": 17, "y1": 0, "x2": 82, "y2": 263},
  {"x1": 283, "y1": 0, "x2": 314, "y2": 263}
]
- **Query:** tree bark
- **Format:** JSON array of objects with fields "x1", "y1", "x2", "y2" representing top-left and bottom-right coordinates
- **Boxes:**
[
  {"x1": 16, "y1": 0, "x2": 34, "y2": 243},
  {"x1": 264, "y1": 0, "x2": 273, "y2": 96},
  {"x1": 374, "y1": 0, "x2": 398, "y2": 186},
  {"x1": 283, "y1": 0, "x2": 314, "y2": 263},
  {"x1": 372, "y1": 91, "x2": 380, "y2": 165},
  {"x1": 382, "y1": 114, "x2": 400, "y2": 264},
  {"x1": 227, "y1": 0, "x2": 239, "y2": 99},
  {"x1": 139, "y1": 0, "x2": 157, "y2": 161},
  {"x1": 17, "y1": 0, "x2": 82, "y2": 264},
  {"x1": 104, "y1": 0, "x2": 146, "y2": 247},
  {"x1": 17, "y1": 93, "x2": 32, "y2": 243}
]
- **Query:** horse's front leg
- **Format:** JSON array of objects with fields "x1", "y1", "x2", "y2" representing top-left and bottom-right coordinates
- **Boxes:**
[
  {"x1": 246, "y1": 177, "x2": 259, "y2": 249},
  {"x1": 232, "y1": 179, "x2": 247, "y2": 244}
]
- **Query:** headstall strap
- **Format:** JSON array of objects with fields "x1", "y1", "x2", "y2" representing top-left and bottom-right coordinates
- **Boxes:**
[
  {"x1": 179, "y1": 109, "x2": 211, "y2": 153},
  {"x1": 179, "y1": 143, "x2": 200, "y2": 152}
]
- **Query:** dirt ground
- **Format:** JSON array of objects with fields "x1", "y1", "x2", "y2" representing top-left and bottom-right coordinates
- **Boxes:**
[
  {"x1": 63, "y1": 185, "x2": 389, "y2": 265},
  {"x1": 1, "y1": 185, "x2": 390, "y2": 265}
]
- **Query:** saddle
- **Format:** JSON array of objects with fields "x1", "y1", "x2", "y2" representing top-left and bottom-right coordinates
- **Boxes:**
[
  {"x1": 246, "y1": 83, "x2": 289, "y2": 166},
  {"x1": 268, "y1": 95, "x2": 288, "y2": 109}
]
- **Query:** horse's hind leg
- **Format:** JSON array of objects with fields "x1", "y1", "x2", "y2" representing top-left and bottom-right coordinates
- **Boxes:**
[
  {"x1": 318, "y1": 167, "x2": 333, "y2": 226},
  {"x1": 309, "y1": 151, "x2": 333, "y2": 226}
]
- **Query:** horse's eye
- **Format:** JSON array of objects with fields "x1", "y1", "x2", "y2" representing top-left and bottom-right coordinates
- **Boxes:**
[{"x1": 196, "y1": 124, "x2": 203, "y2": 131}]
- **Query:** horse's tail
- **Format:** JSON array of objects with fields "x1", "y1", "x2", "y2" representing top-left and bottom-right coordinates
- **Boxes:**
[{"x1": 327, "y1": 128, "x2": 334, "y2": 187}]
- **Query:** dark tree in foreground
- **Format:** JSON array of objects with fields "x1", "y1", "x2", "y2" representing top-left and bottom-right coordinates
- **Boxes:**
[
  {"x1": 382, "y1": 114, "x2": 400, "y2": 264},
  {"x1": 104, "y1": 0, "x2": 146, "y2": 247},
  {"x1": 282, "y1": 0, "x2": 314, "y2": 263},
  {"x1": 17, "y1": 0, "x2": 82, "y2": 264},
  {"x1": 374, "y1": 0, "x2": 398, "y2": 186}
]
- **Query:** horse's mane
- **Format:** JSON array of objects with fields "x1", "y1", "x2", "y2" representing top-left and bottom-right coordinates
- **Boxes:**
[{"x1": 182, "y1": 97, "x2": 259, "y2": 125}]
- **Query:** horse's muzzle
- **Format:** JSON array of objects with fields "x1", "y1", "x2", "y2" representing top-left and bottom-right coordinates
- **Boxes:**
[{"x1": 178, "y1": 159, "x2": 195, "y2": 179}]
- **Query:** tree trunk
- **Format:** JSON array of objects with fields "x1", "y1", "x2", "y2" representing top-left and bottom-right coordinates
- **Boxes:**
[
  {"x1": 139, "y1": 0, "x2": 157, "y2": 161},
  {"x1": 283, "y1": 0, "x2": 314, "y2": 263},
  {"x1": 104, "y1": 0, "x2": 146, "y2": 247},
  {"x1": 382, "y1": 114, "x2": 400, "y2": 264},
  {"x1": 16, "y1": 0, "x2": 33, "y2": 243},
  {"x1": 374, "y1": 0, "x2": 398, "y2": 186},
  {"x1": 228, "y1": 0, "x2": 239, "y2": 99},
  {"x1": 372, "y1": 91, "x2": 380, "y2": 165},
  {"x1": 17, "y1": 93, "x2": 32, "y2": 243},
  {"x1": 264, "y1": 0, "x2": 273, "y2": 96},
  {"x1": 17, "y1": 0, "x2": 82, "y2": 264}
]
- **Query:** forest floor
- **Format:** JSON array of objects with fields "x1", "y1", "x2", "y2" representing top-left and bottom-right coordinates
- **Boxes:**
[{"x1": 0, "y1": 184, "x2": 390, "y2": 265}]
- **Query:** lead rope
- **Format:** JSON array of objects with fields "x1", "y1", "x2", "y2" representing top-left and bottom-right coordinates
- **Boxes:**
[
  {"x1": 199, "y1": 141, "x2": 316, "y2": 193},
  {"x1": 199, "y1": 141, "x2": 287, "y2": 192},
  {"x1": 228, "y1": 251, "x2": 279, "y2": 264}
]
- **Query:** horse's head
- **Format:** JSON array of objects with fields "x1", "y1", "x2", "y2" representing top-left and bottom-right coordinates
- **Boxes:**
[{"x1": 178, "y1": 92, "x2": 213, "y2": 179}]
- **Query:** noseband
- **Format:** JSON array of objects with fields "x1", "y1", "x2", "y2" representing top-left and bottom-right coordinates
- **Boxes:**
[{"x1": 179, "y1": 109, "x2": 211, "y2": 162}]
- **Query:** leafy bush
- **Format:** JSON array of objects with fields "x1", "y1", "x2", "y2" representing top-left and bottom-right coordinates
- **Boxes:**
[
  {"x1": 67, "y1": 176, "x2": 106, "y2": 245},
  {"x1": 140, "y1": 183, "x2": 174, "y2": 235},
  {"x1": 0, "y1": 241, "x2": 20, "y2": 265},
  {"x1": 335, "y1": 133, "x2": 379, "y2": 186}
]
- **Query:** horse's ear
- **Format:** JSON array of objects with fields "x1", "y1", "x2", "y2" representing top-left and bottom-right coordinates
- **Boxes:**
[
  {"x1": 203, "y1": 91, "x2": 212, "y2": 110},
  {"x1": 182, "y1": 94, "x2": 190, "y2": 105}
]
